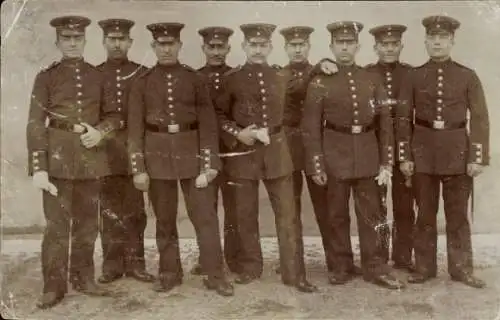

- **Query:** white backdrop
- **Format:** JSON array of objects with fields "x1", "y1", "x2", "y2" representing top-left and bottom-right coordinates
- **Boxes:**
[{"x1": 1, "y1": 0, "x2": 499, "y2": 231}]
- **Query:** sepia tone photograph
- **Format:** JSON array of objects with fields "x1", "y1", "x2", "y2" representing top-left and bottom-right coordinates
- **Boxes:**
[{"x1": 1, "y1": 0, "x2": 499, "y2": 319}]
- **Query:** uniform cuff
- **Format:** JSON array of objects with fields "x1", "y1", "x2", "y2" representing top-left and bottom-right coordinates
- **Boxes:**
[
  {"x1": 469, "y1": 143, "x2": 484, "y2": 165},
  {"x1": 306, "y1": 154, "x2": 326, "y2": 176},
  {"x1": 221, "y1": 122, "x2": 242, "y2": 137},
  {"x1": 398, "y1": 141, "x2": 411, "y2": 162},
  {"x1": 385, "y1": 145, "x2": 395, "y2": 166},
  {"x1": 129, "y1": 152, "x2": 146, "y2": 174},
  {"x1": 199, "y1": 148, "x2": 221, "y2": 172},
  {"x1": 30, "y1": 150, "x2": 48, "y2": 175}
]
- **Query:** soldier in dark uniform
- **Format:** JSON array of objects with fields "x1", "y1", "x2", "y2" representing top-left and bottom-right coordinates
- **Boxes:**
[
  {"x1": 96, "y1": 18, "x2": 155, "y2": 284},
  {"x1": 127, "y1": 22, "x2": 233, "y2": 296},
  {"x1": 397, "y1": 15, "x2": 489, "y2": 288},
  {"x1": 301, "y1": 21, "x2": 405, "y2": 289},
  {"x1": 365, "y1": 24, "x2": 416, "y2": 272},
  {"x1": 27, "y1": 16, "x2": 117, "y2": 309},
  {"x1": 277, "y1": 26, "x2": 332, "y2": 275},
  {"x1": 214, "y1": 23, "x2": 316, "y2": 293},
  {"x1": 190, "y1": 26, "x2": 242, "y2": 276}
]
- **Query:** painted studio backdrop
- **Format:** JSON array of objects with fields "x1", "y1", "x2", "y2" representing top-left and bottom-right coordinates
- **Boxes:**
[{"x1": 1, "y1": 0, "x2": 499, "y2": 233}]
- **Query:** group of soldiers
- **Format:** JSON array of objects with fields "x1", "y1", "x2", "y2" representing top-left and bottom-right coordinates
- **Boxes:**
[{"x1": 26, "y1": 13, "x2": 490, "y2": 310}]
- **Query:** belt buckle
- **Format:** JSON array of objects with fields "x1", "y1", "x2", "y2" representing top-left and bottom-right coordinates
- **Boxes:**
[
  {"x1": 351, "y1": 125, "x2": 362, "y2": 134},
  {"x1": 168, "y1": 124, "x2": 179, "y2": 133},
  {"x1": 433, "y1": 120, "x2": 445, "y2": 130}
]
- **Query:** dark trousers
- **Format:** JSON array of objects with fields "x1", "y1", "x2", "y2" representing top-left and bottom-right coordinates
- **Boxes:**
[
  {"x1": 379, "y1": 167, "x2": 416, "y2": 265},
  {"x1": 100, "y1": 175, "x2": 147, "y2": 275},
  {"x1": 413, "y1": 173, "x2": 473, "y2": 277},
  {"x1": 231, "y1": 174, "x2": 301, "y2": 283},
  {"x1": 327, "y1": 176, "x2": 387, "y2": 277},
  {"x1": 292, "y1": 170, "x2": 331, "y2": 272},
  {"x1": 42, "y1": 178, "x2": 100, "y2": 294},
  {"x1": 149, "y1": 178, "x2": 224, "y2": 280},
  {"x1": 215, "y1": 173, "x2": 241, "y2": 273}
]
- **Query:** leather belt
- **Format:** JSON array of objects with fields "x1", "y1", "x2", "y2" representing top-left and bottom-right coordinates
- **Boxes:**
[
  {"x1": 48, "y1": 119, "x2": 87, "y2": 133},
  {"x1": 415, "y1": 118, "x2": 466, "y2": 130},
  {"x1": 267, "y1": 125, "x2": 283, "y2": 135},
  {"x1": 145, "y1": 122, "x2": 198, "y2": 133},
  {"x1": 324, "y1": 121, "x2": 375, "y2": 134}
]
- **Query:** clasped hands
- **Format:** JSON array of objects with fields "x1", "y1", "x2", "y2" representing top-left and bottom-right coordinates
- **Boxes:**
[{"x1": 236, "y1": 124, "x2": 270, "y2": 146}]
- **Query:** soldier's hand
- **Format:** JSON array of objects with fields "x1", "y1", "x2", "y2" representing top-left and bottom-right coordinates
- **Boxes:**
[
  {"x1": 237, "y1": 124, "x2": 257, "y2": 146},
  {"x1": 133, "y1": 173, "x2": 150, "y2": 191},
  {"x1": 195, "y1": 173, "x2": 209, "y2": 188},
  {"x1": 204, "y1": 168, "x2": 218, "y2": 183},
  {"x1": 320, "y1": 60, "x2": 338, "y2": 75},
  {"x1": 32, "y1": 171, "x2": 58, "y2": 196},
  {"x1": 80, "y1": 123, "x2": 103, "y2": 149},
  {"x1": 312, "y1": 172, "x2": 327, "y2": 186},
  {"x1": 375, "y1": 165, "x2": 393, "y2": 186},
  {"x1": 254, "y1": 127, "x2": 270, "y2": 145},
  {"x1": 400, "y1": 161, "x2": 414, "y2": 177},
  {"x1": 467, "y1": 163, "x2": 483, "y2": 177}
]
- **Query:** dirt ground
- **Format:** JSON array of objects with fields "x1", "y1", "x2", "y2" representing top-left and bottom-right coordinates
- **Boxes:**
[{"x1": 1, "y1": 236, "x2": 499, "y2": 320}]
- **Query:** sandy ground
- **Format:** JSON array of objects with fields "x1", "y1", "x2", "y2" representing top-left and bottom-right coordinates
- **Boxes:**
[{"x1": 1, "y1": 235, "x2": 500, "y2": 320}]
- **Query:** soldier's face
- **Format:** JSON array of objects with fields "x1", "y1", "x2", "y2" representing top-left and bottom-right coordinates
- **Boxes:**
[
  {"x1": 56, "y1": 33, "x2": 86, "y2": 59},
  {"x1": 152, "y1": 40, "x2": 182, "y2": 65},
  {"x1": 103, "y1": 35, "x2": 132, "y2": 59},
  {"x1": 374, "y1": 39, "x2": 403, "y2": 63},
  {"x1": 285, "y1": 40, "x2": 310, "y2": 63},
  {"x1": 242, "y1": 39, "x2": 272, "y2": 64},
  {"x1": 425, "y1": 31, "x2": 454, "y2": 60},
  {"x1": 202, "y1": 42, "x2": 230, "y2": 66},
  {"x1": 330, "y1": 39, "x2": 359, "y2": 65}
]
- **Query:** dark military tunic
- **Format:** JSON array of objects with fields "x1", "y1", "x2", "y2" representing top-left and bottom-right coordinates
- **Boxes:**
[
  {"x1": 214, "y1": 62, "x2": 302, "y2": 283},
  {"x1": 283, "y1": 61, "x2": 332, "y2": 272},
  {"x1": 365, "y1": 61, "x2": 415, "y2": 266},
  {"x1": 197, "y1": 63, "x2": 241, "y2": 273},
  {"x1": 302, "y1": 64, "x2": 394, "y2": 276},
  {"x1": 396, "y1": 59, "x2": 490, "y2": 277},
  {"x1": 97, "y1": 58, "x2": 149, "y2": 276},
  {"x1": 127, "y1": 62, "x2": 224, "y2": 281},
  {"x1": 26, "y1": 57, "x2": 121, "y2": 294}
]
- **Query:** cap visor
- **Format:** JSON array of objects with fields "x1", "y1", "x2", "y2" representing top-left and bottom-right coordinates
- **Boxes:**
[
  {"x1": 246, "y1": 36, "x2": 270, "y2": 43},
  {"x1": 287, "y1": 38, "x2": 307, "y2": 44},
  {"x1": 106, "y1": 31, "x2": 127, "y2": 38},
  {"x1": 58, "y1": 29, "x2": 85, "y2": 36},
  {"x1": 207, "y1": 38, "x2": 225, "y2": 45},
  {"x1": 156, "y1": 36, "x2": 176, "y2": 43},
  {"x1": 334, "y1": 34, "x2": 357, "y2": 41}
]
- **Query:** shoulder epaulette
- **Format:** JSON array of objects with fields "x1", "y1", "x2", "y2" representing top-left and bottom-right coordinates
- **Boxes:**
[
  {"x1": 452, "y1": 61, "x2": 473, "y2": 72},
  {"x1": 182, "y1": 64, "x2": 197, "y2": 72},
  {"x1": 223, "y1": 65, "x2": 241, "y2": 77},
  {"x1": 40, "y1": 61, "x2": 59, "y2": 73},
  {"x1": 136, "y1": 66, "x2": 154, "y2": 79}
]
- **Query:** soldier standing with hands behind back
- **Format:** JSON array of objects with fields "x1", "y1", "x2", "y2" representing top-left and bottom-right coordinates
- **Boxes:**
[
  {"x1": 365, "y1": 24, "x2": 416, "y2": 272},
  {"x1": 127, "y1": 22, "x2": 233, "y2": 296},
  {"x1": 397, "y1": 15, "x2": 489, "y2": 288},
  {"x1": 302, "y1": 21, "x2": 405, "y2": 290},
  {"x1": 27, "y1": 16, "x2": 117, "y2": 309},
  {"x1": 96, "y1": 18, "x2": 155, "y2": 285}
]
